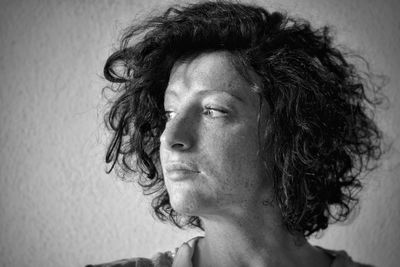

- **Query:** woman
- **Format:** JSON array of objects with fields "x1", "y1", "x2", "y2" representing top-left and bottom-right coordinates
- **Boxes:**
[{"x1": 90, "y1": 1, "x2": 383, "y2": 266}]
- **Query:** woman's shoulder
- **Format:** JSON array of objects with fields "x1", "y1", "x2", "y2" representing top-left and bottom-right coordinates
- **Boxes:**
[
  {"x1": 85, "y1": 251, "x2": 174, "y2": 267},
  {"x1": 319, "y1": 247, "x2": 375, "y2": 267},
  {"x1": 86, "y1": 237, "x2": 375, "y2": 267}
]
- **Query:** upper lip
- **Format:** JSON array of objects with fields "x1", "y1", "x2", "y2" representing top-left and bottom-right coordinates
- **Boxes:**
[{"x1": 164, "y1": 162, "x2": 200, "y2": 173}]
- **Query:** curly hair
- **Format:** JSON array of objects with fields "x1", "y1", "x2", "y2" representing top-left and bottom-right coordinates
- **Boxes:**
[{"x1": 103, "y1": 0, "x2": 383, "y2": 237}]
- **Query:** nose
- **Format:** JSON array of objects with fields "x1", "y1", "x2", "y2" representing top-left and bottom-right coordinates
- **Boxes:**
[{"x1": 160, "y1": 111, "x2": 195, "y2": 151}]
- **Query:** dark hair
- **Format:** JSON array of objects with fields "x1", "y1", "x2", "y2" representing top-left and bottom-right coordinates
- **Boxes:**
[{"x1": 103, "y1": 0, "x2": 384, "y2": 237}]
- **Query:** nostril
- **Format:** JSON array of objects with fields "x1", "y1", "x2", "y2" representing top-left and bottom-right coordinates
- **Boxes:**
[
  {"x1": 159, "y1": 112, "x2": 194, "y2": 151},
  {"x1": 160, "y1": 130, "x2": 192, "y2": 151},
  {"x1": 171, "y1": 142, "x2": 186, "y2": 150}
]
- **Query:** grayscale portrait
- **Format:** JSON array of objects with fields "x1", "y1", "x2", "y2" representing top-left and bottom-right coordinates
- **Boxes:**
[{"x1": 0, "y1": 1, "x2": 399, "y2": 267}]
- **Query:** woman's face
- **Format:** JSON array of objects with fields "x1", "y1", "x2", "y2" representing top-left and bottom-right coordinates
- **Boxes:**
[{"x1": 160, "y1": 51, "x2": 270, "y2": 217}]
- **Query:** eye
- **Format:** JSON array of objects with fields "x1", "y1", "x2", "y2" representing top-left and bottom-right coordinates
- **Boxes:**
[
  {"x1": 164, "y1": 110, "x2": 176, "y2": 121},
  {"x1": 203, "y1": 105, "x2": 227, "y2": 118}
]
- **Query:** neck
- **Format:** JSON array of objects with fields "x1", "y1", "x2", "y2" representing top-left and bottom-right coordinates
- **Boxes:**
[{"x1": 192, "y1": 204, "x2": 329, "y2": 267}]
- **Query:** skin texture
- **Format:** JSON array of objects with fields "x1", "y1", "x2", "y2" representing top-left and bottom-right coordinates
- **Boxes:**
[
  {"x1": 160, "y1": 50, "x2": 270, "y2": 218},
  {"x1": 160, "y1": 51, "x2": 332, "y2": 267}
]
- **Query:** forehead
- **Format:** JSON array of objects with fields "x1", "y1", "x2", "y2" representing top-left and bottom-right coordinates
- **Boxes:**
[{"x1": 165, "y1": 51, "x2": 257, "y2": 103}]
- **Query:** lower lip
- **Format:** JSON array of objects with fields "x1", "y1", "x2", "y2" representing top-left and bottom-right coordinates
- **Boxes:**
[{"x1": 166, "y1": 170, "x2": 199, "y2": 181}]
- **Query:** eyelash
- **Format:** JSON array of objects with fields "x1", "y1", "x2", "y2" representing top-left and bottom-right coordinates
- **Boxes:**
[
  {"x1": 164, "y1": 106, "x2": 227, "y2": 121},
  {"x1": 164, "y1": 111, "x2": 174, "y2": 121},
  {"x1": 203, "y1": 105, "x2": 227, "y2": 117}
]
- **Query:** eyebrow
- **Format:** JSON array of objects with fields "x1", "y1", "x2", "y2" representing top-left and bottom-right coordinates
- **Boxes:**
[{"x1": 164, "y1": 89, "x2": 246, "y2": 104}]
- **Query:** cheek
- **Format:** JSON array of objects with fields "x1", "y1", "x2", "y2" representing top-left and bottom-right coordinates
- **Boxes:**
[
  {"x1": 159, "y1": 148, "x2": 167, "y2": 176},
  {"x1": 202, "y1": 124, "x2": 262, "y2": 187}
]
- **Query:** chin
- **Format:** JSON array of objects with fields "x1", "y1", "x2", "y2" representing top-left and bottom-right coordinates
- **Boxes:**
[
  {"x1": 169, "y1": 190, "x2": 211, "y2": 216},
  {"x1": 170, "y1": 194, "x2": 199, "y2": 215}
]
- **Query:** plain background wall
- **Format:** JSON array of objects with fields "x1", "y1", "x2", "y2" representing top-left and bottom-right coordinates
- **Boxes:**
[{"x1": 0, "y1": 0, "x2": 399, "y2": 266}]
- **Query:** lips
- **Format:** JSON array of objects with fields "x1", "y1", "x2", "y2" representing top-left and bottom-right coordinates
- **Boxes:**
[
  {"x1": 163, "y1": 162, "x2": 200, "y2": 181},
  {"x1": 164, "y1": 162, "x2": 200, "y2": 173}
]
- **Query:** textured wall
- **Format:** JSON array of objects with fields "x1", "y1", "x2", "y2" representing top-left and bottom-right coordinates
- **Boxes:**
[{"x1": 0, "y1": 0, "x2": 399, "y2": 266}]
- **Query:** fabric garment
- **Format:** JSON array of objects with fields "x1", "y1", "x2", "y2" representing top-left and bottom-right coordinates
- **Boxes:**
[{"x1": 86, "y1": 236, "x2": 374, "y2": 267}]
